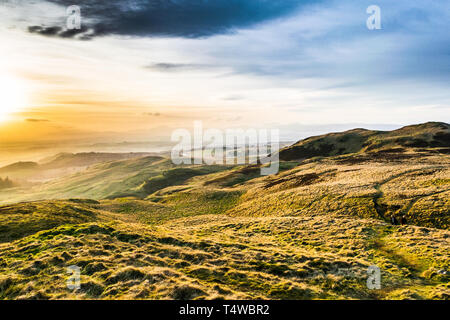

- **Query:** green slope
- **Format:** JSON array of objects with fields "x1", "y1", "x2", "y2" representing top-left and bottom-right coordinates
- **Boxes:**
[
  {"x1": 0, "y1": 156, "x2": 232, "y2": 204},
  {"x1": 279, "y1": 122, "x2": 450, "y2": 161}
]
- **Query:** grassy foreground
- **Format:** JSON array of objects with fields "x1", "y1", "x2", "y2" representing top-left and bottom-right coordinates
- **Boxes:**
[{"x1": 0, "y1": 209, "x2": 448, "y2": 300}]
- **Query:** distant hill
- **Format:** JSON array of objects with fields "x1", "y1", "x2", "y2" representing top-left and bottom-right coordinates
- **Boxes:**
[
  {"x1": 0, "y1": 155, "x2": 231, "y2": 202},
  {"x1": 279, "y1": 122, "x2": 450, "y2": 161},
  {"x1": 0, "y1": 161, "x2": 38, "y2": 173},
  {"x1": 39, "y1": 152, "x2": 158, "y2": 169},
  {"x1": 0, "y1": 152, "x2": 159, "y2": 182}
]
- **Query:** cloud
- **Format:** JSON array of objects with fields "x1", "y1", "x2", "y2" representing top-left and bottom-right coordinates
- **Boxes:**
[
  {"x1": 193, "y1": 0, "x2": 450, "y2": 86},
  {"x1": 4, "y1": 0, "x2": 449, "y2": 125},
  {"x1": 28, "y1": 25, "x2": 94, "y2": 40},
  {"x1": 21, "y1": 0, "x2": 311, "y2": 39},
  {"x1": 223, "y1": 95, "x2": 245, "y2": 101},
  {"x1": 25, "y1": 118, "x2": 50, "y2": 122},
  {"x1": 143, "y1": 112, "x2": 161, "y2": 116},
  {"x1": 145, "y1": 63, "x2": 212, "y2": 72}
]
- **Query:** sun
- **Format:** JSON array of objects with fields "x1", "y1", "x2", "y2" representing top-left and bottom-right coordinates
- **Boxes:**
[{"x1": 0, "y1": 74, "x2": 28, "y2": 123}]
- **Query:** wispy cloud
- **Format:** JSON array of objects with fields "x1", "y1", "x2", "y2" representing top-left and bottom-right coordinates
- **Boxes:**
[
  {"x1": 145, "y1": 63, "x2": 212, "y2": 72},
  {"x1": 25, "y1": 118, "x2": 50, "y2": 122}
]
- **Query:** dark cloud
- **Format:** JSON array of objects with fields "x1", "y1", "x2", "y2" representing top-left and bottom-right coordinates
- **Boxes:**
[
  {"x1": 28, "y1": 25, "x2": 94, "y2": 40},
  {"x1": 28, "y1": 25, "x2": 61, "y2": 36},
  {"x1": 27, "y1": 0, "x2": 308, "y2": 39}
]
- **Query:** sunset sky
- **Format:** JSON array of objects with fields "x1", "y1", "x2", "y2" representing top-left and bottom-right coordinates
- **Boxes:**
[{"x1": 0, "y1": 0, "x2": 449, "y2": 155}]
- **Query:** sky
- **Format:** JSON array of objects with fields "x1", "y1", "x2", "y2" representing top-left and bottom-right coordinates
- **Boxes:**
[{"x1": 0, "y1": 0, "x2": 449, "y2": 157}]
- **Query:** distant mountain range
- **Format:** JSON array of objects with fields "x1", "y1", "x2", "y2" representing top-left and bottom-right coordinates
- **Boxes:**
[{"x1": 0, "y1": 152, "x2": 160, "y2": 172}]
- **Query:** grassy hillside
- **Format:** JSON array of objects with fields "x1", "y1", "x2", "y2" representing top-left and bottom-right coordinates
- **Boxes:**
[
  {"x1": 0, "y1": 156, "x2": 232, "y2": 204},
  {"x1": 0, "y1": 123, "x2": 448, "y2": 300},
  {"x1": 226, "y1": 152, "x2": 450, "y2": 229},
  {"x1": 279, "y1": 122, "x2": 450, "y2": 161},
  {"x1": 0, "y1": 200, "x2": 99, "y2": 243}
]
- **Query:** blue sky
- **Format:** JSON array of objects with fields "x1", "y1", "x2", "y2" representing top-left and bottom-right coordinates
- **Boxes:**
[{"x1": 0, "y1": 0, "x2": 449, "y2": 144}]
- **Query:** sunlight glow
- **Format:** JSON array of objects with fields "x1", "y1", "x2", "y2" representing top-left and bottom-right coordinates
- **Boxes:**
[{"x1": 0, "y1": 74, "x2": 28, "y2": 122}]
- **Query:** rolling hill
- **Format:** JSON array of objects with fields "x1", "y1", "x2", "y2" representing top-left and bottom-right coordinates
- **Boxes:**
[
  {"x1": 0, "y1": 161, "x2": 39, "y2": 174},
  {"x1": 0, "y1": 152, "x2": 159, "y2": 183},
  {"x1": 279, "y1": 122, "x2": 450, "y2": 161},
  {"x1": 38, "y1": 152, "x2": 159, "y2": 169},
  {"x1": 0, "y1": 122, "x2": 448, "y2": 300},
  {"x1": 0, "y1": 156, "x2": 234, "y2": 203}
]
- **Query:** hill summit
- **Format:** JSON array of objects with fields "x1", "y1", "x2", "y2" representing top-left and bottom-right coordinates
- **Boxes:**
[{"x1": 279, "y1": 122, "x2": 450, "y2": 161}]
